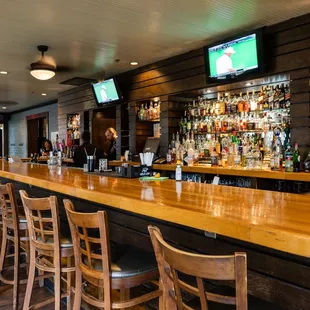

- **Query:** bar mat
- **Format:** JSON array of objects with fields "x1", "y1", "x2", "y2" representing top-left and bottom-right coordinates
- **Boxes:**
[{"x1": 139, "y1": 177, "x2": 169, "y2": 181}]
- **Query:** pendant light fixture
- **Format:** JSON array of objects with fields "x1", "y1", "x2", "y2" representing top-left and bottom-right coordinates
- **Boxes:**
[{"x1": 30, "y1": 45, "x2": 56, "y2": 80}]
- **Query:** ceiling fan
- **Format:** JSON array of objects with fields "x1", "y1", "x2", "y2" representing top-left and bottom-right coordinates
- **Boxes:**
[{"x1": 29, "y1": 45, "x2": 73, "y2": 80}]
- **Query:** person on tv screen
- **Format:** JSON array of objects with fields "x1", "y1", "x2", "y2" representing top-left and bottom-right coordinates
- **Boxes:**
[
  {"x1": 100, "y1": 84, "x2": 108, "y2": 103},
  {"x1": 216, "y1": 46, "x2": 236, "y2": 76}
]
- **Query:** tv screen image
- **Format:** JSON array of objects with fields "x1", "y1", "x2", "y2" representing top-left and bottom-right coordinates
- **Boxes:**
[
  {"x1": 92, "y1": 78, "x2": 120, "y2": 104},
  {"x1": 207, "y1": 33, "x2": 260, "y2": 80}
]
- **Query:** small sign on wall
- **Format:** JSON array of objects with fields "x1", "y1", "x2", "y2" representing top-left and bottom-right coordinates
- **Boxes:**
[{"x1": 51, "y1": 131, "x2": 58, "y2": 143}]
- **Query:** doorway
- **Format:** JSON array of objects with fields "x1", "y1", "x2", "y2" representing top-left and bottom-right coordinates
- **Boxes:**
[
  {"x1": 27, "y1": 113, "x2": 48, "y2": 157},
  {"x1": 0, "y1": 124, "x2": 3, "y2": 158},
  {"x1": 92, "y1": 106, "x2": 116, "y2": 154}
]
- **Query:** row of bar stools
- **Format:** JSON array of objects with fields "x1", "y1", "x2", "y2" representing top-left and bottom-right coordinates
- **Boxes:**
[
  {"x1": 0, "y1": 183, "x2": 30, "y2": 310},
  {"x1": 1, "y1": 182, "x2": 249, "y2": 309}
]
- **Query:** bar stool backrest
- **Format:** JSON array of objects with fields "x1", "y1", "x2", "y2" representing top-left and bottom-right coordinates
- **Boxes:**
[
  {"x1": 148, "y1": 226, "x2": 248, "y2": 310},
  {"x1": 19, "y1": 190, "x2": 60, "y2": 257},
  {"x1": 0, "y1": 183, "x2": 19, "y2": 237},
  {"x1": 64, "y1": 199, "x2": 112, "y2": 308}
]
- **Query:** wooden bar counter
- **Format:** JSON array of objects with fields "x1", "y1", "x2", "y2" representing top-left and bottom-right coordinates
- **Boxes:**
[
  {"x1": 0, "y1": 161, "x2": 309, "y2": 257},
  {"x1": 0, "y1": 161, "x2": 310, "y2": 309}
]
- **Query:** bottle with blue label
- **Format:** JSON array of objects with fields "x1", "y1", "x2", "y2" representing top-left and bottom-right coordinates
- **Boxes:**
[{"x1": 175, "y1": 161, "x2": 182, "y2": 181}]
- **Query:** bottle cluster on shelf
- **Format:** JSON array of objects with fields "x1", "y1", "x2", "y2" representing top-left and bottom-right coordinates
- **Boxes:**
[
  {"x1": 179, "y1": 83, "x2": 291, "y2": 135},
  {"x1": 137, "y1": 101, "x2": 161, "y2": 122},
  {"x1": 166, "y1": 126, "x2": 306, "y2": 173}
]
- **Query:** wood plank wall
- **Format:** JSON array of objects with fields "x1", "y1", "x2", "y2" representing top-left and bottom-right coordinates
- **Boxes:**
[
  {"x1": 116, "y1": 13, "x2": 310, "y2": 155},
  {"x1": 58, "y1": 13, "x2": 310, "y2": 157}
]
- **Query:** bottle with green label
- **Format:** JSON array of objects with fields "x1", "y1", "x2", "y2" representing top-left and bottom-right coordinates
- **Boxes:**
[
  {"x1": 285, "y1": 142, "x2": 293, "y2": 172},
  {"x1": 293, "y1": 143, "x2": 300, "y2": 172}
]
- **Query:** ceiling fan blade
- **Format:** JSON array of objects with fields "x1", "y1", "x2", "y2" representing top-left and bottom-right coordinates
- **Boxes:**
[{"x1": 55, "y1": 65, "x2": 75, "y2": 73}]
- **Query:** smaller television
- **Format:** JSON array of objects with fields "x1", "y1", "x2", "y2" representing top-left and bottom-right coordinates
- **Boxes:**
[
  {"x1": 92, "y1": 78, "x2": 122, "y2": 106},
  {"x1": 204, "y1": 29, "x2": 264, "y2": 83}
]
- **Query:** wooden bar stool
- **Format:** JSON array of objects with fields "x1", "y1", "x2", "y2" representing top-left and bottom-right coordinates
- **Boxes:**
[
  {"x1": 64, "y1": 199, "x2": 162, "y2": 309},
  {"x1": 20, "y1": 190, "x2": 75, "y2": 310},
  {"x1": 0, "y1": 183, "x2": 30, "y2": 310},
  {"x1": 148, "y1": 226, "x2": 248, "y2": 310}
]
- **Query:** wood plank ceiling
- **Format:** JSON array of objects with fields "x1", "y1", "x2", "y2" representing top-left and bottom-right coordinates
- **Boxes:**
[{"x1": 0, "y1": 0, "x2": 309, "y2": 112}]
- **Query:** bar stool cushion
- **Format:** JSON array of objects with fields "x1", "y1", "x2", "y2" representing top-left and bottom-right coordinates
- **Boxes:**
[
  {"x1": 84, "y1": 244, "x2": 158, "y2": 279},
  {"x1": 37, "y1": 235, "x2": 73, "y2": 248},
  {"x1": 7, "y1": 214, "x2": 27, "y2": 223}
]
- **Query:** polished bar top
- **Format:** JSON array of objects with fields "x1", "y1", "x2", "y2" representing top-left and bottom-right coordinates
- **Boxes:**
[
  {"x1": 0, "y1": 161, "x2": 310, "y2": 257},
  {"x1": 109, "y1": 161, "x2": 310, "y2": 182}
]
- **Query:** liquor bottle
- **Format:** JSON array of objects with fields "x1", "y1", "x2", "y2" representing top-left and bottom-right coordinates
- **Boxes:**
[
  {"x1": 304, "y1": 151, "x2": 310, "y2": 173},
  {"x1": 284, "y1": 142, "x2": 293, "y2": 172},
  {"x1": 270, "y1": 152, "x2": 275, "y2": 170},
  {"x1": 250, "y1": 91, "x2": 257, "y2": 111},
  {"x1": 226, "y1": 94, "x2": 232, "y2": 114},
  {"x1": 183, "y1": 116, "x2": 188, "y2": 134},
  {"x1": 210, "y1": 148, "x2": 219, "y2": 167},
  {"x1": 279, "y1": 83, "x2": 285, "y2": 109},
  {"x1": 285, "y1": 84, "x2": 291, "y2": 108},
  {"x1": 273, "y1": 85, "x2": 280, "y2": 109},
  {"x1": 166, "y1": 144, "x2": 172, "y2": 164},
  {"x1": 263, "y1": 86, "x2": 269, "y2": 110},
  {"x1": 175, "y1": 162, "x2": 182, "y2": 181},
  {"x1": 293, "y1": 143, "x2": 300, "y2": 172},
  {"x1": 244, "y1": 91, "x2": 250, "y2": 112},
  {"x1": 186, "y1": 117, "x2": 191, "y2": 132},
  {"x1": 274, "y1": 146, "x2": 281, "y2": 171},
  {"x1": 268, "y1": 86, "x2": 274, "y2": 110},
  {"x1": 191, "y1": 100, "x2": 196, "y2": 117},
  {"x1": 258, "y1": 87, "x2": 264, "y2": 111},
  {"x1": 138, "y1": 104, "x2": 144, "y2": 120},
  {"x1": 237, "y1": 92, "x2": 244, "y2": 113}
]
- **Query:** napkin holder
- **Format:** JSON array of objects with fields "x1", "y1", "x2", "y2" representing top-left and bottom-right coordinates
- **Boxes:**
[
  {"x1": 139, "y1": 165, "x2": 152, "y2": 177},
  {"x1": 121, "y1": 165, "x2": 141, "y2": 178}
]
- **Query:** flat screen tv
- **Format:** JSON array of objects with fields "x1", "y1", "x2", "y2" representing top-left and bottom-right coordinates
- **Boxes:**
[
  {"x1": 92, "y1": 78, "x2": 122, "y2": 106},
  {"x1": 204, "y1": 29, "x2": 264, "y2": 83}
]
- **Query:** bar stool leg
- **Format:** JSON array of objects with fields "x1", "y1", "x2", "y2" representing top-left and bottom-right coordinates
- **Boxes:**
[
  {"x1": 73, "y1": 266, "x2": 82, "y2": 310},
  {"x1": 38, "y1": 269, "x2": 44, "y2": 287},
  {"x1": 120, "y1": 288, "x2": 130, "y2": 310},
  {"x1": 22, "y1": 247, "x2": 36, "y2": 310},
  {"x1": 54, "y1": 265, "x2": 61, "y2": 310},
  {"x1": 0, "y1": 227, "x2": 8, "y2": 275},
  {"x1": 12, "y1": 235, "x2": 20, "y2": 310},
  {"x1": 66, "y1": 256, "x2": 72, "y2": 310}
]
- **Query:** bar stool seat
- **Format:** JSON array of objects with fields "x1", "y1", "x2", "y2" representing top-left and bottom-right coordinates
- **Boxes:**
[
  {"x1": 37, "y1": 235, "x2": 73, "y2": 248},
  {"x1": 84, "y1": 244, "x2": 158, "y2": 279}
]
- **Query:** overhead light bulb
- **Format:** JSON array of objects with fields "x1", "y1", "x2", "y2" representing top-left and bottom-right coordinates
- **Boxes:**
[
  {"x1": 0, "y1": 71, "x2": 8, "y2": 75},
  {"x1": 41, "y1": 93, "x2": 47, "y2": 96},
  {"x1": 2, "y1": 107, "x2": 6, "y2": 110},
  {"x1": 30, "y1": 69, "x2": 55, "y2": 80},
  {"x1": 130, "y1": 62, "x2": 139, "y2": 66},
  {"x1": 207, "y1": 90, "x2": 212, "y2": 93},
  {"x1": 245, "y1": 82, "x2": 252, "y2": 86}
]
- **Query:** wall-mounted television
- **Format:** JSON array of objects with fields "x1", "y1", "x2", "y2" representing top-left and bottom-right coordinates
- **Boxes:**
[
  {"x1": 204, "y1": 28, "x2": 264, "y2": 83},
  {"x1": 92, "y1": 78, "x2": 123, "y2": 106}
]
